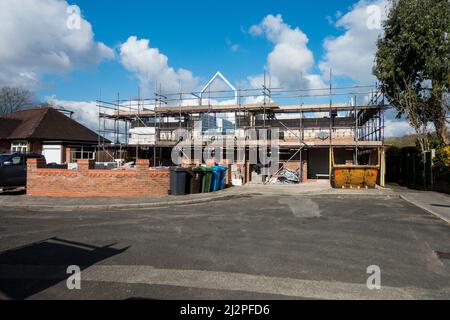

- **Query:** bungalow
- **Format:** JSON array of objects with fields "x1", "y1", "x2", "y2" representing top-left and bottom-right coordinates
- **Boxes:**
[{"x1": 0, "y1": 107, "x2": 109, "y2": 164}]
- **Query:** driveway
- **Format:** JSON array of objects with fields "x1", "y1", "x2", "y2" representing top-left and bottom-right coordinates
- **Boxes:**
[{"x1": 0, "y1": 193, "x2": 449, "y2": 300}]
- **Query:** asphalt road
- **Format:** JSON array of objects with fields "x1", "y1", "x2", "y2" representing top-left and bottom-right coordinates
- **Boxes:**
[{"x1": 0, "y1": 194, "x2": 449, "y2": 300}]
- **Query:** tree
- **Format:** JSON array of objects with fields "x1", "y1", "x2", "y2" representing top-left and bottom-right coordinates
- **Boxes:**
[
  {"x1": 0, "y1": 87, "x2": 34, "y2": 116},
  {"x1": 374, "y1": 0, "x2": 450, "y2": 150},
  {"x1": 425, "y1": 0, "x2": 450, "y2": 145}
]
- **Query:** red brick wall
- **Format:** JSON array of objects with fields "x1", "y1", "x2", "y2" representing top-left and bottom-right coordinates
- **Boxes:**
[
  {"x1": 28, "y1": 140, "x2": 42, "y2": 153},
  {"x1": 282, "y1": 161, "x2": 301, "y2": 172},
  {"x1": 27, "y1": 158, "x2": 170, "y2": 197}
]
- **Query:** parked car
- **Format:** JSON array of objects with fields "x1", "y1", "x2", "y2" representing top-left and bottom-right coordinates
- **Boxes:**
[{"x1": 0, "y1": 153, "x2": 46, "y2": 192}]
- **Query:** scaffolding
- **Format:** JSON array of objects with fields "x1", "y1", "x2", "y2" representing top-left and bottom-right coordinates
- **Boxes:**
[{"x1": 96, "y1": 72, "x2": 388, "y2": 183}]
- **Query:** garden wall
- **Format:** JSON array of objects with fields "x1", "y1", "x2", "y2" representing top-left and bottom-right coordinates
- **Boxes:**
[{"x1": 27, "y1": 159, "x2": 170, "y2": 197}]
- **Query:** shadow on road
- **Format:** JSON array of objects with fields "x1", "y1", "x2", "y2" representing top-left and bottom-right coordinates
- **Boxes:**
[{"x1": 0, "y1": 237, "x2": 129, "y2": 300}]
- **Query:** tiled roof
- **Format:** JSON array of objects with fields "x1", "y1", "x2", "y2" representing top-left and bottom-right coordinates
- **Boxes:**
[{"x1": 0, "y1": 107, "x2": 109, "y2": 143}]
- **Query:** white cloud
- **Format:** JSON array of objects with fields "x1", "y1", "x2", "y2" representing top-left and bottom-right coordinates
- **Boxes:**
[
  {"x1": 119, "y1": 36, "x2": 199, "y2": 95},
  {"x1": 45, "y1": 97, "x2": 129, "y2": 142},
  {"x1": 384, "y1": 119, "x2": 416, "y2": 138},
  {"x1": 246, "y1": 74, "x2": 280, "y2": 89},
  {"x1": 46, "y1": 97, "x2": 99, "y2": 132},
  {"x1": 249, "y1": 14, "x2": 325, "y2": 90},
  {"x1": 319, "y1": 0, "x2": 389, "y2": 84},
  {"x1": 383, "y1": 109, "x2": 439, "y2": 138},
  {"x1": 0, "y1": 0, "x2": 114, "y2": 88}
]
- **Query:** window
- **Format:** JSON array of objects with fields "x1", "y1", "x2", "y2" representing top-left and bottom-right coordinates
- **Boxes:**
[
  {"x1": 11, "y1": 156, "x2": 23, "y2": 165},
  {"x1": 70, "y1": 149, "x2": 95, "y2": 162},
  {"x1": 11, "y1": 141, "x2": 28, "y2": 153},
  {"x1": 3, "y1": 155, "x2": 24, "y2": 166}
]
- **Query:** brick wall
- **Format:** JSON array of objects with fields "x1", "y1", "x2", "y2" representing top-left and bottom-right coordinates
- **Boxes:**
[
  {"x1": 282, "y1": 161, "x2": 301, "y2": 172},
  {"x1": 27, "y1": 158, "x2": 170, "y2": 197},
  {"x1": 28, "y1": 140, "x2": 42, "y2": 153}
]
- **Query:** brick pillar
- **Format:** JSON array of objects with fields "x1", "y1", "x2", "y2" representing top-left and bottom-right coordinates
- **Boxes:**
[
  {"x1": 77, "y1": 159, "x2": 95, "y2": 170},
  {"x1": 27, "y1": 158, "x2": 46, "y2": 170},
  {"x1": 27, "y1": 158, "x2": 46, "y2": 194},
  {"x1": 302, "y1": 160, "x2": 308, "y2": 182},
  {"x1": 65, "y1": 147, "x2": 72, "y2": 164}
]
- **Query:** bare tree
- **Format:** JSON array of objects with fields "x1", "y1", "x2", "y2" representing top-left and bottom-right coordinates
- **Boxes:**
[{"x1": 0, "y1": 87, "x2": 34, "y2": 116}]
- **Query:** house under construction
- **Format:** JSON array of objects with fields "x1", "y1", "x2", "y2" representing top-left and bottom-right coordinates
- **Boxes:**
[{"x1": 97, "y1": 72, "x2": 388, "y2": 187}]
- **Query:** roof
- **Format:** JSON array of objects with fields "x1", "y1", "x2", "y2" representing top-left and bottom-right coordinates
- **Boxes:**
[
  {"x1": 0, "y1": 118, "x2": 21, "y2": 138},
  {"x1": 0, "y1": 107, "x2": 110, "y2": 143}
]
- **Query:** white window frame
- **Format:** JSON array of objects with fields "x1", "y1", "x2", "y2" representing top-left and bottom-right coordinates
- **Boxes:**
[
  {"x1": 70, "y1": 147, "x2": 95, "y2": 162},
  {"x1": 11, "y1": 141, "x2": 28, "y2": 153}
]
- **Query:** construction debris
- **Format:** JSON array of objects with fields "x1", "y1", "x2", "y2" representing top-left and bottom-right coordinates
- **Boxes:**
[{"x1": 269, "y1": 169, "x2": 300, "y2": 184}]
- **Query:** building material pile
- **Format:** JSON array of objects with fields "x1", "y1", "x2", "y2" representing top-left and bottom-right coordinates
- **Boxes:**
[{"x1": 269, "y1": 168, "x2": 300, "y2": 184}]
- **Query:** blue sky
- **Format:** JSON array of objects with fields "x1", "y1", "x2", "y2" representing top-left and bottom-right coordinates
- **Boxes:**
[{"x1": 38, "y1": 0, "x2": 360, "y2": 101}]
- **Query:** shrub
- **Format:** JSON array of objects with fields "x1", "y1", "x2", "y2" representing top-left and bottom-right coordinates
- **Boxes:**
[{"x1": 434, "y1": 146, "x2": 450, "y2": 179}]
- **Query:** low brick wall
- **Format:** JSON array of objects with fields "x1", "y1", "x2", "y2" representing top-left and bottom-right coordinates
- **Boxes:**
[{"x1": 27, "y1": 159, "x2": 170, "y2": 197}]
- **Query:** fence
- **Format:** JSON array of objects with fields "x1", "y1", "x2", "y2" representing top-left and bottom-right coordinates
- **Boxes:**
[{"x1": 386, "y1": 147, "x2": 447, "y2": 193}]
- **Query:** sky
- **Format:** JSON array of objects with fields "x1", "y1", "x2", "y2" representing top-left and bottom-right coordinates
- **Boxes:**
[{"x1": 0, "y1": 0, "x2": 415, "y2": 137}]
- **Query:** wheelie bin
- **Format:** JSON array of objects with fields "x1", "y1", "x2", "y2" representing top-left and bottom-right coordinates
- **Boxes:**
[
  {"x1": 210, "y1": 166, "x2": 221, "y2": 192},
  {"x1": 186, "y1": 167, "x2": 202, "y2": 194},
  {"x1": 217, "y1": 166, "x2": 228, "y2": 190},
  {"x1": 199, "y1": 166, "x2": 213, "y2": 193},
  {"x1": 170, "y1": 167, "x2": 189, "y2": 195}
]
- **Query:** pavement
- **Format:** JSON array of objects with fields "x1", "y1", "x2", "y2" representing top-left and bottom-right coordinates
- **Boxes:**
[
  {"x1": 389, "y1": 185, "x2": 450, "y2": 225},
  {"x1": 0, "y1": 189, "x2": 449, "y2": 300},
  {"x1": 0, "y1": 180, "x2": 397, "y2": 211}
]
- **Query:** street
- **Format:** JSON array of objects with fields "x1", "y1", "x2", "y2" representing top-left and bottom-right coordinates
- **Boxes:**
[{"x1": 0, "y1": 193, "x2": 449, "y2": 300}]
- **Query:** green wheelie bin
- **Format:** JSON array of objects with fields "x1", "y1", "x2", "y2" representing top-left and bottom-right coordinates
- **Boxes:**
[{"x1": 199, "y1": 166, "x2": 213, "y2": 193}]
